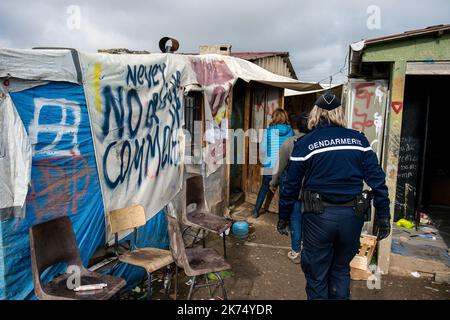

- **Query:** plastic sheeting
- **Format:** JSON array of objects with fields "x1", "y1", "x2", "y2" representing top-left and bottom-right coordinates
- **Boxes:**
[
  {"x1": 199, "y1": 54, "x2": 322, "y2": 91},
  {"x1": 1, "y1": 82, "x2": 105, "y2": 299},
  {"x1": 0, "y1": 87, "x2": 31, "y2": 211},
  {"x1": 0, "y1": 49, "x2": 80, "y2": 84},
  {"x1": 0, "y1": 81, "x2": 171, "y2": 299}
]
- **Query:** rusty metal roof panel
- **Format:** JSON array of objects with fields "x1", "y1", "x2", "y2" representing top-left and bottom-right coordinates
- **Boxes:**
[
  {"x1": 231, "y1": 52, "x2": 289, "y2": 60},
  {"x1": 365, "y1": 24, "x2": 450, "y2": 45}
]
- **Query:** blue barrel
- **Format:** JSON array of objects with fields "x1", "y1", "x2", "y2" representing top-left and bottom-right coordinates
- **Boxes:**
[{"x1": 232, "y1": 221, "x2": 249, "y2": 240}]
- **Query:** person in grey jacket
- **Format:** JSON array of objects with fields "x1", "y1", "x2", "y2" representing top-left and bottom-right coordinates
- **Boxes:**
[{"x1": 270, "y1": 113, "x2": 309, "y2": 263}]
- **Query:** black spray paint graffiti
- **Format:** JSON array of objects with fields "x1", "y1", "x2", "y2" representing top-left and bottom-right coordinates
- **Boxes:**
[{"x1": 101, "y1": 63, "x2": 182, "y2": 189}]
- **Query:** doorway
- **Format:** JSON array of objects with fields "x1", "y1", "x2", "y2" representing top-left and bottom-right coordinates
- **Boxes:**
[
  {"x1": 244, "y1": 83, "x2": 283, "y2": 213},
  {"x1": 396, "y1": 75, "x2": 450, "y2": 244}
]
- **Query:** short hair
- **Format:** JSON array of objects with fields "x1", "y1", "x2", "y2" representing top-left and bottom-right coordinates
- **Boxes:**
[
  {"x1": 271, "y1": 108, "x2": 289, "y2": 125},
  {"x1": 296, "y1": 112, "x2": 310, "y2": 133}
]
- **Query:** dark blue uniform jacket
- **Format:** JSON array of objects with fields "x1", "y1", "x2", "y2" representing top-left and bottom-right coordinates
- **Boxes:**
[{"x1": 279, "y1": 121, "x2": 390, "y2": 221}]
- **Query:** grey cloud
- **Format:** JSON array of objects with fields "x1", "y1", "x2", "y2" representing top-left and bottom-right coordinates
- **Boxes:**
[{"x1": 0, "y1": 0, "x2": 449, "y2": 83}]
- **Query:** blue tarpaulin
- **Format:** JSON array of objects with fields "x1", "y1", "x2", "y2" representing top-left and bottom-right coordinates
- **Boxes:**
[{"x1": 0, "y1": 82, "x2": 169, "y2": 299}]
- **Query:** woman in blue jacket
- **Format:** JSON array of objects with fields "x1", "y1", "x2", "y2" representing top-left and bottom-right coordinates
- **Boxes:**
[{"x1": 252, "y1": 108, "x2": 293, "y2": 218}]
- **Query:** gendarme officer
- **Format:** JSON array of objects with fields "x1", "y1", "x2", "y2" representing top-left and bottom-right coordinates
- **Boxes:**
[{"x1": 278, "y1": 92, "x2": 391, "y2": 300}]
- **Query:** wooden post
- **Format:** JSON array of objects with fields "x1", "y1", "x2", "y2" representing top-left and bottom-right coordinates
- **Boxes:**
[
  {"x1": 225, "y1": 88, "x2": 233, "y2": 209},
  {"x1": 378, "y1": 60, "x2": 407, "y2": 274},
  {"x1": 242, "y1": 84, "x2": 251, "y2": 195},
  {"x1": 279, "y1": 88, "x2": 285, "y2": 109}
]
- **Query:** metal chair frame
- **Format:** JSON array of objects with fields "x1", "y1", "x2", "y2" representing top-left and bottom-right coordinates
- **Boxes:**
[
  {"x1": 183, "y1": 175, "x2": 232, "y2": 258},
  {"x1": 164, "y1": 204, "x2": 230, "y2": 300},
  {"x1": 109, "y1": 205, "x2": 175, "y2": 300}
]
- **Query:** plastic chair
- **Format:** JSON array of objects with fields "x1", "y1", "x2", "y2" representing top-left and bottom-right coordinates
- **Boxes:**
[
  {"x1": 183, "y1": 175, "x2": 233, "y2": 257},
  {"x1": 29, "y1": 216, "x2": 126, "y2": 300},
  {"x1": 109, "y1": 204, "x2": 174, "y2": 300},
  {"x1": 164, "y1": 205, "x2": 231, "y2": 300}
]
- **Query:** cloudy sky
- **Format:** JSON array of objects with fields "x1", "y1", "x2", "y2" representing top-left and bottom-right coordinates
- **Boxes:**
[{"x1": 1, "y1": 0, "x2": 449, "y2": 83}]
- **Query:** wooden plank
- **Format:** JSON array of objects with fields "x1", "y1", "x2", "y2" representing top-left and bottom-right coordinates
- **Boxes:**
[
  {"x1": 279, "y1": 88, "x2": 285, "y2": 109},
  {"x1": 359, "y1": 244, "x2": 369, "y2": 256},
  {"x1": 406, "y1": 61, "x2": 450, "y2": 75},
  {"x1": 350, "y1": 255, "x2": 368, "y2": 270},
  {"x1": 242, "y1": 83, "x2": 251, "y2": 195},
  {"x1": 350, "y1": 267, "x2": 372, "y2": 281},
  {"x1": 367, "y1": 245, "x2": 376, "y2": 262},
  {"x1": 360, "y1": 235, "x2": 377, "y2": 246},
  {"x1": 247, "y1": 85, "x2": 264, "y2": 196},
  {"x1": 350, "y1": 234, "x2": 377, "y2": 271},
  {"x1": 109, "y1": 204, "x2": 146, "y2": 234},
  {"x1": 243, "y1": 242, "x2": 291, "y2": 250},
  {"x1": 378, "y1": 60, "x2": 407, "y2": 274}
]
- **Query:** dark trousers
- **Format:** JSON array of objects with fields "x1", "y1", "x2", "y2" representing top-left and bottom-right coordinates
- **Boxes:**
[
  {"x1": 253, "y1": 175, "x2": 272, "y2": 215},
  {"x1": 290, "y1": 200, "x2": 302, "y2": 252},
  {"x1": 301, "y1": 206, "x2": 364, "y2": 300},
  {"x1": 279, "y1": 174, "x2": 302, "y2": 252}
]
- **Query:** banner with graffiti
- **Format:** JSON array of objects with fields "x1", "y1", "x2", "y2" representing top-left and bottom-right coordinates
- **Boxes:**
[
  {"x1": 3, "y1": 82, "x2": 105, "y2": 299},
  {"x1": 80, "y1": 53, "x2": 185, "y2": 239}
]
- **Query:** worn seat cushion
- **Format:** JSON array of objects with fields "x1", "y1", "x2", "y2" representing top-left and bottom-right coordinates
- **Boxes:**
[
  {"x1": 187, "y1": 210, "x2": 233, "y2": 234},
  {"x1": 184, "y1": 247, "x2": 231, "y2": 276},
  {"x1": 118, "y1": 248, "x2": 174, "y2": 273},
  {"x1": 42, "y1": 271, "x2": 126, "y2": 300}
]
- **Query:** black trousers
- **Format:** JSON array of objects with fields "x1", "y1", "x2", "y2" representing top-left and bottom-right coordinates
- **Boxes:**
[{"x1": 301, "y1": 206, "x2": 364, "y2": 300}]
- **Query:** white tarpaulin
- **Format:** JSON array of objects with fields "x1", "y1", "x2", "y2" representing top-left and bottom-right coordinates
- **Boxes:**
[
  {"x1": 181, "y1": 54, "x2": 325, "y2": 175},
  {"x1": 0, "y1": 86, "x2": 31, "y2": 210},
  {"x1": 185, "y1": 55, "x2": 236, "y2": 175},
  {"x1": 0, "y1": 49, "x2": 330, "y2": 223},
  {"x1": 0, "y1": 48, "x2": 80, "y2": 84},
  {"x1": 284, "y1": 83, "x2": 343, "y2": 97},
  {"x1": 80, "y1": 52, "x2": 187, "y2": 239}
]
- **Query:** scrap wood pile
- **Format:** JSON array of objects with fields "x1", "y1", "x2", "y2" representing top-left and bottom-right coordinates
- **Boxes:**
[{"x1": 350, "y1": 235, "x2": 377, "y2": 281}]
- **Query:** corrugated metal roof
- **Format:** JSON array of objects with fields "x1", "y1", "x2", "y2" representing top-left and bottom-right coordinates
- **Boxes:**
[
  {"x1": 231, "y1": 52, "x2": 289, "y2": 60},
  {"x1": 232, "y1": 52, "x2": 297, "y2": 79},
  {"x1": 364, "y1": 24, "x2": 450, "y2": 45}
]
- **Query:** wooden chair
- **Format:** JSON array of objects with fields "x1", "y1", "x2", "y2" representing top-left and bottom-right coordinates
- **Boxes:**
[
  {"x1": 109, "y1": 204, "x2": 174, "y2": 300},
  {"x1": 29, "y1": 216, "x2": 126, "y2": 300},
  {"x1": 183, "y1": 175, "x2": 233, "y2": 257},
  {"x1": 164, "y1": 204, "x2": 231, "y2": 300}
]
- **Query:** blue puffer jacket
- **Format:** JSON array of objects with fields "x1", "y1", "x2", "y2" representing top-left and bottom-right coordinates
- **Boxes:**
[{"x1": 260, "y1": 124, "x2": 294, "y2": 169}]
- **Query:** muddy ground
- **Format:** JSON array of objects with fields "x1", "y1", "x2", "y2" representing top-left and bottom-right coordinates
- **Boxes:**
[{"x1": 125, "y1": 202, "x2": 450, "y2": 300}]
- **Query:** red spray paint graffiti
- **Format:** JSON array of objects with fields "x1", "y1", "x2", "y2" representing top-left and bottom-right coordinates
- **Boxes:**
[
  {"x1": 190, "y1": 59, "x2": 234, "y2": 86},
  {"x1": 352, "y1": 82, "x2": 375, "y2": 132},
  {"x1": 391, "y1": 101, "x2": 403, "y2": 114},
  {"x1": 27, "y1": 155, "x2": 91, "y2": 222},
  {"x1": 190, "y1": 59, "x2": 234, "y2": 117}
]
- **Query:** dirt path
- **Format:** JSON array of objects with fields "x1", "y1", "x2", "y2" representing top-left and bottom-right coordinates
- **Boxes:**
[
  {"x1": 135, "y1": 202, "x2": 449, "y2": 300},
  {"x1": 191, "y1": 203, "x2": 450, "y2": 300}
]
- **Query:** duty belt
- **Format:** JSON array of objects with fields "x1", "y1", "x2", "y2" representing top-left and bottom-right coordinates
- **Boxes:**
[
  {"x1": 322, "y1": 200, "x2": 355, "y2": 207},
  {"x1": 301, "y1": 190, "x2": 372, "y2": 221}
]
